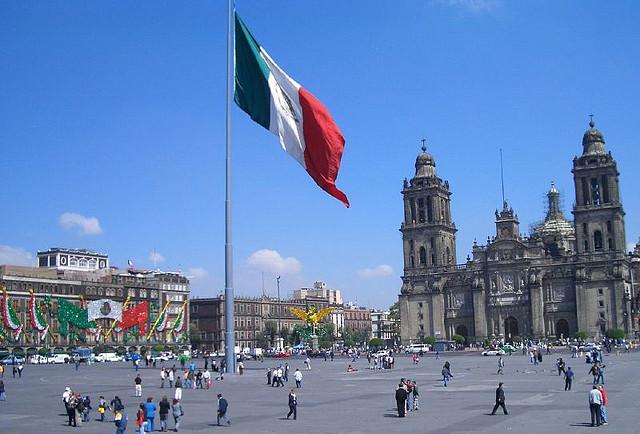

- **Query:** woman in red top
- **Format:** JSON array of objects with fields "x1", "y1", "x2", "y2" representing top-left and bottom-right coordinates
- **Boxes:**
[
  {"x1": 598, "y1": 385, "x2": 608, "y2": 425},
  {"x1": 136, "y1": 403, "x2": 145, "y2": 429}
]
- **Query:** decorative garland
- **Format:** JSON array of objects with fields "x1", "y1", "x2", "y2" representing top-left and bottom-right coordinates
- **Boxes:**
[
  {"x1": 28, "y1": 290, "x2": 49, "y2": 339},
  {"x1": 155, "y1": 308, "x2": 170, "y2": 332},
  {"x1": 1, "y1": 287, "x2": 23, "y2": 339}
]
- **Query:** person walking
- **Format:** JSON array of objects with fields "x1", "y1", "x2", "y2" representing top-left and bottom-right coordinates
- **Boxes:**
[
  {"x1": 412, "y1": 381, "x2": 419, "y2": 411},
  {"x1": 304, "y1": 356, "x2": 311, "y2": 370},
  {"x1": 266, "y1": 368, "x2": 272, "y2": 385},
  {"x1": 490, "y1": 382, "x2": 508, "y2": 415},
  {"x1": 143, "y1": 397, "x2": 156, "y2": 432},
  {"x1": 589, "y1": 385, "x2": 603, "y2": 427},
  {"x1": 284, "y1": 363, "x2": 289, "y2": 382},
  {"x1": 556, "y1": 357, "x2": 566, "y2": 376},
  {"x1": 276, "y1": 366, "x2": 284, "y2": 387},
  {"x1": 441, "y1": 362, "x2": 453, "y2": 387},
  {"x1": 497, "y1": 356, "x2": 504, "y2": 375},
  {"x1": 395, "y1": 382, "x2": 408, "y2": 417},
  {"x1": 588, "y1": 362, "x2": 600, "y2": 385},
  {"x1": 216, "y1": 393, "x2": 231, "y2": 426},
  {"x1": 160, "y1": 368, "x2": 166, "y2": 388},
  {"x1": 596, "y1": 363, "x2": 606, "y2": 385},
  {"x1": 174, "y1": 376, "x2": 183, "y2": 401},
  {"x1": 159, "y1": 396, "x2": 170, "y2": 432},
  {"x1": 114, "y1": 409, "x2": 128, "y2": 434},
  {"x1": 294, "y1": 368, "x2": 303, "y2": 388},
  {"x1": 598, "y1": 384, "x2": 608, "y2": 426},
  {"x1": 171, "y1": 398, "x2": 183, "y2": 432},
  {"x1": 286, "y1": 389, "x2": 298, "y2": 420},
  {"x1": 168, "y1": 369, "x2": 174, "y2": 388},
  {"x1": 564, "y1": 367, "x2": 574, "y2": 391},
  {"x1": 98, "y1": 396, "x2": 107, "y2": 422},
  {"x1": 0, "y1": 380, "x2": 5, "y2": 401},
  {"x1": 134, "y1": 374, "x2": 143, "y2": 397},
  {"x1": 0, "y1": 364, "x2": 4, "y2": 378}
]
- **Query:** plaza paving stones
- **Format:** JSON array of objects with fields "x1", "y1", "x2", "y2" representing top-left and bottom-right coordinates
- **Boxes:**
[{"x1": 0, "y1": 349, "x2": 637, "y2": 433}]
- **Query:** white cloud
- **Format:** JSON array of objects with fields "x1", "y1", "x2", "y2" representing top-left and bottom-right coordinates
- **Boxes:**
[
  {"x1": 357, "y1": 264, "x2": 394, "y2": 279},
  {"x1": 247, "y1": 249, "x2": 302, "y2": 275},
  {"x1": 627, "y1": 241, "x2": 638, "y2": 254},
  {"x1": 435, "y1": 0, "x2": 501, "y2": 13},
  {"x1": 187, "y1": 267, "x2": 209, "y2": 281},
  {"x1": 149, "y1": 251, "x2": 165, "y2": 264},
  {"x1": 59, "y1": 212, "x2": 103, "y2": 235},
  {"x1": 0, "y1": 245, "x2": 35, "y2": 266}
]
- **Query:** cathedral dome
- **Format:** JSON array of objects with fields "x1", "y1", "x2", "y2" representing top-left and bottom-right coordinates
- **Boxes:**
[
  {"x1": 582, "y1": 118, "x2": 606, "y2": 155},
  {"x1": 414, "y1": 144, "x2": 436, "y2": 178}
]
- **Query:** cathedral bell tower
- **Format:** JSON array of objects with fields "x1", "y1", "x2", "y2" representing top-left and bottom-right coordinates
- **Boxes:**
[
  {"x1": 401, "y1": 142, "x2": 457, "y2": 272},
  {"x1": 572, "y1": 117, "x2": 626, "y2": 255}
]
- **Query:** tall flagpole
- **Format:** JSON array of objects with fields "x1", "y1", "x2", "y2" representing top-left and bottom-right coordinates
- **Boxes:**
[{"x1": 224, "y1": 0, "x2": 236, "y2": 375}]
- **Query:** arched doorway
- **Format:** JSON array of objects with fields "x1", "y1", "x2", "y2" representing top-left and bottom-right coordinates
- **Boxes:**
[
  {"x1": 504, "y1": 317, "x2": 519, "y2": 339},
  {"x1": 556, "y1": 319, "x2": 569, "y2": 338},
  {"x1": 455, "y1": 325, "x2": 468, "y2": 340}
]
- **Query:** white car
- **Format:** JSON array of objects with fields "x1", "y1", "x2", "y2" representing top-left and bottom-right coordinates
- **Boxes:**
[
  {"x1": 482, "y1": 349, "x2": 506, "y2": 356},
  {"x1": 373, "y1": 350, "x2": 390, "y2": 357},
  {"x1": 29, "y1": 355, "x2": 49, "y2": 364},
  {"x1": 579, "y1": 344, "x2": 601, "y2": 352},
  {"x1": 95, "y1": 353, "x2": 123, "y2": 362},
  {"x1": 47, "y1": 353, "x2": 71, "y2": 364}
]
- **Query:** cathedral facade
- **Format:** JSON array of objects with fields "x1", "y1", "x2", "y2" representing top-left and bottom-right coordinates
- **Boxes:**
[{"x1": 398, "y1": 120, "x2": 639, "y2": 343}]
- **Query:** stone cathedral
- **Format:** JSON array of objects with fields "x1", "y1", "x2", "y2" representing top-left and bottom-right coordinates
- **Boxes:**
[{"x1": 398, "y1": 120, "x2": 640, "y2": 344}]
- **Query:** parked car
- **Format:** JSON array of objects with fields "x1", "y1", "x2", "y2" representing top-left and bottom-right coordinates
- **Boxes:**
[
  {"x1": 47, "y1": 353, "x2": 71, "y2": 364},
  {"x1": 482, "y1": 349, "x2": 506, "y2": 356},
  {"x1": 501, "y1": 344, "x2": 518, "y2": 353},
  {"x1": 29, "y1": 355, "x2": 50, "y2": 364},
  {"x1": 95, "y1": 353, "x2": 123, "y2": 362},
  {"x1": 0, "y1": 355, "x2": 25, "y2": 365},
  {"x1": 273, "y1": 352, "x2": 291, "y2": 358}
]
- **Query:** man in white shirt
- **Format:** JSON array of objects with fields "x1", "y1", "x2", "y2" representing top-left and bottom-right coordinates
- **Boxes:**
[
  {"x1": 589, "y1": 385, "x2": 603, "y2": 427},
  {"x1": 294, "y1": 368, "x2": 303, "y2": 388}
]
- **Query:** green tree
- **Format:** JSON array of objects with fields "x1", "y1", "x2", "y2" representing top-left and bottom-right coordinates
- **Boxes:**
[
  {"x1": 425, "y1": 336, "x2": 436, "y2": 346},
  {"x1": 575, "y1": 331, "x2": 589, "y2": 341},
  {"x1": 452, "y1": 334, "x2": 465, "y2": 345},
  {"x1": 264, "y1": 321, "x2": 278, "y2": 346},
  {"x1": 605, "y1": 328, "x2": 625, "y2": 340},
  {"x1": 369, "y1": 338, "x2": 384, "y2": 349}
]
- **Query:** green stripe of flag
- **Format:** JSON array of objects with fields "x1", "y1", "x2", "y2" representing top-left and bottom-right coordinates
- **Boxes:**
[{"x1": 234, "y1": 13, "x2": 271, "y2": 130}]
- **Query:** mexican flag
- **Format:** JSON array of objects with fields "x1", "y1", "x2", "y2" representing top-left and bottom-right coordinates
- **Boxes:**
[{"x1": 234, "y1": 13, "x2": 349, "y2": 207}]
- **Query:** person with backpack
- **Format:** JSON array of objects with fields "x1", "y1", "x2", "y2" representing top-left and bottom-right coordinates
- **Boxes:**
[
  {"x1": 442, "y1": 362, "x2": 453, "y2": 387},
  {"x1": 158, "y1": 396, "x2": 170, "y2": 432}
]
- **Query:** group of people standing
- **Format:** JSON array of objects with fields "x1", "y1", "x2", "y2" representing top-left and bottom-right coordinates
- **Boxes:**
[{"x1": 394, "y1": 378, "x2": 419, "y2": 417}]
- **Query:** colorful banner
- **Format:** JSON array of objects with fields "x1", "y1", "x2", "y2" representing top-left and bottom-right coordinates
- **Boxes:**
[{"x1": 57, "y1": 297, "x2": 95, "y2": 336}]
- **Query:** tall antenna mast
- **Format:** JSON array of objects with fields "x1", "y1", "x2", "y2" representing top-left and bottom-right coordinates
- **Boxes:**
[
  {"x1": 500, "y1": 148, "x2": 505, "y2": 204},
  {"x1": 261, "y1": 272, "x2": 265, "y2": 297}
]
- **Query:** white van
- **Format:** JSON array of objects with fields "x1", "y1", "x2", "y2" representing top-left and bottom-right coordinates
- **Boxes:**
[
  {"x1": 47, "y1": 353, "x2": 70, "y2": 364},
  {"x1": 407, "y1": 343, "x2": 430, "y2": 354}
]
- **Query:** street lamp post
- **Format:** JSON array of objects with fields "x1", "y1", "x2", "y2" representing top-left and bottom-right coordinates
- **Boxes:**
[{"x1": 276, "y1": 276, "x2": 281, "y2": 333}]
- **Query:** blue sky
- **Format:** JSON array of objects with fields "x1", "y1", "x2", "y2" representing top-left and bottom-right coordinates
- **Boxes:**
[{"x1": 1, "y1": 1, "x2": 639, "y2": 310}]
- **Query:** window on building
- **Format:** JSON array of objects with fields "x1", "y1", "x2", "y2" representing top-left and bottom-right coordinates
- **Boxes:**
[
  {"x1": 426, "y1": 196, "x2": 433, "y2": 222},
  {"x1": 594, "y1": 230, "x2": 603, "y2": 250},
  {"x1": 591, "y1": 178, "x2": 601, "y2": 205},
  {"x1": 417, "y1": 199, "x2": 425, "y2": 223},
  {"x1": 601, "y1": 175, "x2": 609, "y2": 203},
  {"x1": 608, "y1": 238, "x2": 614, "y2": 251},
  {"x1": 418, "y1": 302, "x2": 423, "y2": 308},
  {"x1": 606, "y1": 221, "x2": 612, "y2": 233},
  {"x1": 598, "y1": 300, "x2": 604, "y2": 308},
  {"x1": 419, "y1": 247, "x2": 426, "y2": 265},
  {"x1": 598, "y1": 288, "x2": 604, "y2": 295},
  {"x1": 192, "y1": 305, "x2": 199, "y2": 313},
  {"x1": 584, "y1": 240, "x2": 589, "y2": 252},
  {"x1": 582, "y1": 178, "x2": 590, "y2": 205},
  {"x1": 599, "y1": 312, "x2": 605, "y2": 319}
]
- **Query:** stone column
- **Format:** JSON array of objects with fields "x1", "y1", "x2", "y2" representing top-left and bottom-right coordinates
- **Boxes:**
[
  {"x1": 473, "y1": 289, "x2": 487, "y2": 339},
  {"x1": 529, "y1": 284, "x2": 545, "y2": 336}
]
